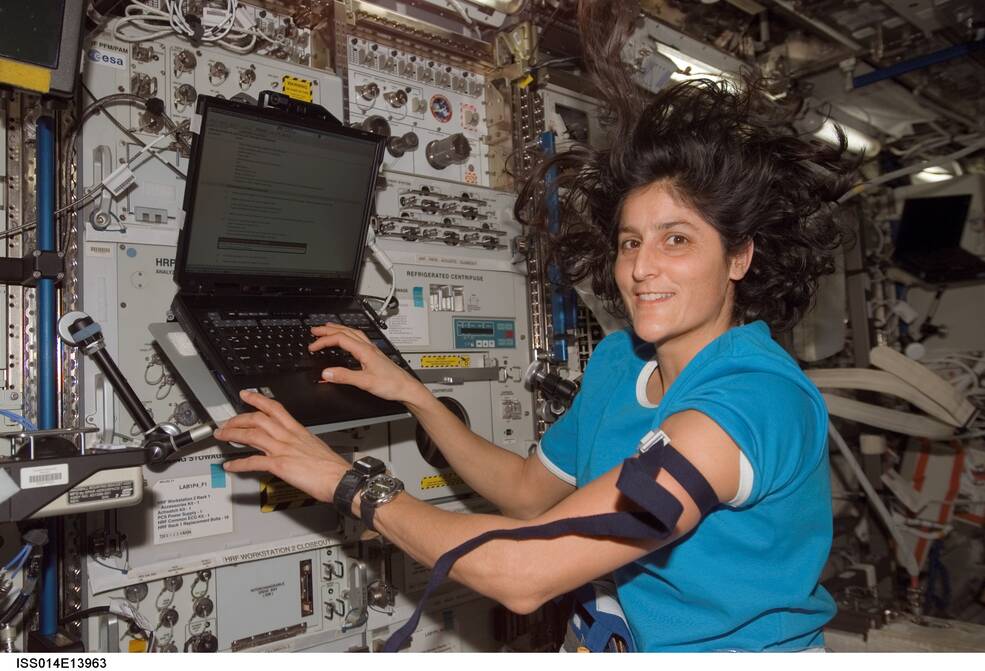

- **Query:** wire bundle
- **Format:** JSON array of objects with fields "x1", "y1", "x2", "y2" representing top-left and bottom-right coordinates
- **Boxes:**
[
  {"x1": 112, "y1": 0, "x2": 291, "y2": 54},
  {"x1": 1, "y1": 545, "x2": 32, "y2": 581},
  {"x1": 0, "y1": 531, "x2": 49, "y2": 628},
  {"x1": 923, "y1": 352, "x2": 985, "y2": 439}
]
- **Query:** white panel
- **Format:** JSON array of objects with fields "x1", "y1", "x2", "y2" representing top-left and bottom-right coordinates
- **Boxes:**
[{"x1": 347, "y1": 38, "x2": 490, "y2": 186}]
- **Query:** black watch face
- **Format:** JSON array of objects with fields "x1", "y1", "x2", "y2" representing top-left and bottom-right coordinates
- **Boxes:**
[
  {"x1": 354, "y1": 456, "x2": 386, "y2": 477},
  {"x1": 364, "y1": 475, "x2": 402, "y2": 503}
]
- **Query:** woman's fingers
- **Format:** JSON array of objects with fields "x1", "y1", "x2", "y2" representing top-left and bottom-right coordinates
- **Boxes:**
[
  {"x1": 311, "y1": 322, "x2": 372, "y2": 345},
  {"x1": 237, "y1": 390, "x2": 307, "y2": 435},
  {"x1": 213, "y1": 424, "x2": 283, "y2": 454},
  {"x1": 309, "y1": 332, "x2": 376, "y2": 362},
  {"x1": 219, "y1": 407, "x2": 293, "y2": 442},
  {"x1": 319, "y1": 366, "x2": 367, "y2": 387},
  {"x1": 222, "y1": 454, "x2": 276, "y2": 474}
]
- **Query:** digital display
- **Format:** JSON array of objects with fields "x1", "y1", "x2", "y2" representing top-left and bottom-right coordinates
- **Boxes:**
[{"x1": 454, "y1": 318, "x2": 516, "y2": 349}]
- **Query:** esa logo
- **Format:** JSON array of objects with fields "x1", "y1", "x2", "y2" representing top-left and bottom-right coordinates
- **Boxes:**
[{"x1": 88, "y1": 47, "x2": 126, "y2": 70}]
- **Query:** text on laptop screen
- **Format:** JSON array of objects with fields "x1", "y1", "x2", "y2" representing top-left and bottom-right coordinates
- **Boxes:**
[
  {"x1": 184, "y1": 107, "x2": 378, "y2": 280},
  {"x1": 895, "y1": 194, "x2": 972, "y2": 254}
]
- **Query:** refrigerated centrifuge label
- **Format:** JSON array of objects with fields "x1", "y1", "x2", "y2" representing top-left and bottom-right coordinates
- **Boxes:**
[
  {"x1": 152, "y1": 474, "x2": 233, "y2": 545},
  {"x1": 386, "y1": 283, "x2": 430, "y2": 346}
]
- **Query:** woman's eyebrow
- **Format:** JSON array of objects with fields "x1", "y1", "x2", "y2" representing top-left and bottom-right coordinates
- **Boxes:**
[
  {"x1": 617, "y1": 219, "x2": 697, "y2": 234},
  {"x1": 658, "y1": 220, "x2": 697, "y2": 231}
]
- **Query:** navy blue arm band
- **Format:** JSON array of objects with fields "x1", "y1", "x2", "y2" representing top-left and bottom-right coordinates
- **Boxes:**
[{"x1": 382, "y1": 432, "x2": 718, "y2": 652}]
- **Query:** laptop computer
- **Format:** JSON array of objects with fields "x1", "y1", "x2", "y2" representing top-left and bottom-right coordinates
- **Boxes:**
[
  {"x1": 893, "y1": 194, "x2": 985, "y2": 285},
  {"x1": 170, "y1": 94, "x2": 415, "y2": 427}
]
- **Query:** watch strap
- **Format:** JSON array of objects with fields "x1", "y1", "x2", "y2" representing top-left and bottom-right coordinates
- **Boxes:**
[
  {"x1": 361, "y1": 493, "x2": 378, "y2": 532},
  {"x1": 333, "y1": 470, "x2": 367, "y2": 519}
]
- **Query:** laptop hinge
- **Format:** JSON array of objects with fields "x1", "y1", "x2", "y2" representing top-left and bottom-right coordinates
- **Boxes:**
[{"x1": 184, "y1": 282, "x2": 341, "y2": 297}]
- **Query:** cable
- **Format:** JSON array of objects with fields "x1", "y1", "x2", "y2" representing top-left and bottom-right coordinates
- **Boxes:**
[
  {"x1": 362, "y1": 294, "x2": 399, "y2": 314},
  {"x1": 7, "y1": 88, "x2": 188, "y2": 245},
  {"x1": 0, "y1": 593, "x2": 30, "y2": 628},
  {"x1": 76, "y1": 85, "x2": 189, "y2": 168},
  {"x1": 9, "y1": 100, "x2": 188, "y2": 243},
  {"x1": 0, "y1": 411, "x2": 37, "y2": 432},
  {"x1": 8, "y1": 142, "x2": 172, "y2": 242},
  {"x1": 839, "y1": 135, "x2": 985, "y2": 203},
  {"x1": 3, "y1": 546, "x2": 30, "y2": 574},
  {"x1": 114, "y1": 1, "x2": 236, "y2": 44},
  {"x1": 380, "y1": 280, "x2": 397, "y2": 321},
  {"x1": 0, "y1": 183, "x2": 105, "y2": 241},
  {"x1": 91, "y1": 539, "x2": 130, "y2": 575},
  {"x1": 828, "y1": 422, "x2": 921, "y2": 577},
  {"x1": 58, "y1": 606, "x2": 111, "y2": 626},
  {"x1": 366, "y1": 224, "x2": 397, "y2": 321},
  {"x1": 0, "y1": 549, "x2": 42, "y2": 628},
  {"x1": 447, "y1": 0, "x2": 483, "y2": 39},
  {"x1": 111, "y1": 0, "x2": 293, "y2": 54}
]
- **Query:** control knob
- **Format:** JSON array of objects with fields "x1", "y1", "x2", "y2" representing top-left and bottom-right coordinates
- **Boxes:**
[
  {"x1": 356, "y1": 82, "x2": 380, "y2": 101},
  {"x1": 425, "y1": 133, "x2": 471, "y2": 170},
  {"x1": 193, "y1": 633, "x2": 218, "y2": 653},
  {"x1": 387, "y1": 132, "x2": 419, "y2": 157},
  {"x1": 383, "y1": 89, "x2": 408, "y2": 108}
]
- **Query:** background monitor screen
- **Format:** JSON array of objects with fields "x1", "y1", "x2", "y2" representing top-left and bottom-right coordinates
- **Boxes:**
[
  {"x1": 0, "y1": 1, "x2": 66, "y2": 69},
  {"x1": 895, "y1": 194, "x2": 972, "y2": 254}
]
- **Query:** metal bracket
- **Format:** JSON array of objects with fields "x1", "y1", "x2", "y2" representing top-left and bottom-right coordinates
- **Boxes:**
[
  {"x1": 0, "y1": 250, "x2": 65, "y2": 287},
  {"x1": 414, "y1": 366, "x2": 502, "y2": 384},
  {"x1": 497, "y1": 21, "x2": 534, "y2": 69},
  {"x1": 0, "y1": 427, "x2": 147, "y2": 522}
]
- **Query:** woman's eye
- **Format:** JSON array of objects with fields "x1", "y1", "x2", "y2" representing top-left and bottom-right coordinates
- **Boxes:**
[
  {"x1": 619, "y1": 239, "x2": 640, "y2": 252},
  {"x1": 666, "y1": 234, "x2": 689, "y2": 246}
]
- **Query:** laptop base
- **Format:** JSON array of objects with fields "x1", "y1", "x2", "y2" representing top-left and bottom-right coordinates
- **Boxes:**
[{"x1": 150, "y1": 323, "x2": 409, "y2": 433}]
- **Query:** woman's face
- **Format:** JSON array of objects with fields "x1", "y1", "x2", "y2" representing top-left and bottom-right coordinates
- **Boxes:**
[{"x1": 614, "y1": 181, "x2": 751, "y2": 346}]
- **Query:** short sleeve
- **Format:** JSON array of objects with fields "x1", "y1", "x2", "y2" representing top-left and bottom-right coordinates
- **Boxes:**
[
  {"x1": 536, "y1": 328, "x2": 639, "y2": 488},
  {"x1": 669, "y1": 371, "x2": 825, "y2": 507},
  {"x1": 536, "y1": 389, "x2": 580, "y2": 486}
]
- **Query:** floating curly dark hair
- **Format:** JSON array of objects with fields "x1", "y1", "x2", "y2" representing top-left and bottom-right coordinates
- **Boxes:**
[{"x1": 515, "y1": 0, "x2": 860, "y2": 333}]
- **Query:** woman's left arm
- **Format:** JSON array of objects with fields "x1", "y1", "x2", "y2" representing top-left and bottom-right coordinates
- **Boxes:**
[
  {"x1": 371, "y1": 409, "x2": 742, "y2": 613},
  {"x1": 218, "y1": 392, "x2": 741, "y2": 614}
]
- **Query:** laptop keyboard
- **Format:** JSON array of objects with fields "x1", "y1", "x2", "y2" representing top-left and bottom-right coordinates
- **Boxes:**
[{"x1": 202, "y1": 310, "x2": 377, "y2": 376}]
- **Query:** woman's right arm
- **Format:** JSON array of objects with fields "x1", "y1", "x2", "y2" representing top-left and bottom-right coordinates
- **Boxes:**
[{"x1": 310, "y1": 323, "x2": 574, "y2": 519}]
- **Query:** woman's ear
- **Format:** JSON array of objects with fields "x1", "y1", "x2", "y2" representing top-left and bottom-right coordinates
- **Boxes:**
[{"x1": 729, "y1": 240, "x2": 754, "y2": 281}]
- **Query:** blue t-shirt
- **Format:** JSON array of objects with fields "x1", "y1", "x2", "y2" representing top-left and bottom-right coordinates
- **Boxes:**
[{"x1": 538, "y1": 321, "x2": 835, "y2": 651}]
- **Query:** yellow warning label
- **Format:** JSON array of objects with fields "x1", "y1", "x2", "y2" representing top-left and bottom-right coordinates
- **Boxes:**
[
  {"x1": 282, "y1": 76, "x2": 313, "y2": 102},
  {"x1": 0, "y1": 58, "x2": 52, "y2": 94},
  {"x1": 128, "y1": 639, "x2": 148, "y2": 653},
  {"x1": 420, "y1": 355, "x2": 471, "y2": 369},
  {"x1": 260, "y1": 477, "x2": 321, "y2": 512},
  {"x1": 420, "y1": 472, "x2": 464, "y2": 490}
]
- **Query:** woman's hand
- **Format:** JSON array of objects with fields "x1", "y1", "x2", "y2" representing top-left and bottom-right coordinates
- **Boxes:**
[
  {"x1": 310, "y1": 322, "x2": 428, "y2": 406},
  {"x1": 216, "y1": 390, "x2": 350, "y2": 503}
]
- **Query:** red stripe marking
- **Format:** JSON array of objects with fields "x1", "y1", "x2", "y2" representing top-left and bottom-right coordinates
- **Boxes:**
[{"x1": 913, "y1": 440, "x2": 932, "y2": 565}]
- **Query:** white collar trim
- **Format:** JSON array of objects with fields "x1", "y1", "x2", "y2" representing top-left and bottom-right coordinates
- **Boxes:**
[{"x1": 636, "y1": 359, "x2": 660, "y2": 408}]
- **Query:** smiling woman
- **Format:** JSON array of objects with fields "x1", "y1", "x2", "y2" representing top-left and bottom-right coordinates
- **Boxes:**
[
  {"x1": 516, "y1": 75, "x2": 858, "y2": 336},
  {"x1": 612, "y1": 182, "x2": 754, "y2": 352},
  {"x1": 217, "y1": 0, "x2": 860, "y2": 653}
]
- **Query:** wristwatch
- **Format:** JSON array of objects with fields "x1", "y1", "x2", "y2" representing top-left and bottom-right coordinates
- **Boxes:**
[
  {"x1": 333, "y1": 456, "x2": 386, "y2": 519},
  {"x1": 359, "y1": 473, "x2": 405, "y2": 532}
]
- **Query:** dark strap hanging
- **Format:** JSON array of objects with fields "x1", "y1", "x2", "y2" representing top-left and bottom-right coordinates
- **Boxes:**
[{"x1": 383, "y1": 434, "x2": 718, "y2": 652}]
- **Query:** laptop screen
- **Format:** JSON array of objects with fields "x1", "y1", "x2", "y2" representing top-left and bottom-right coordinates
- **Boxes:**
[
  {"x1": 895, "y1": 194, "x2": 972, "y2": 255},
  {"x1": 182, "y1": 104, "x2": 381, "y2": 285}
]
